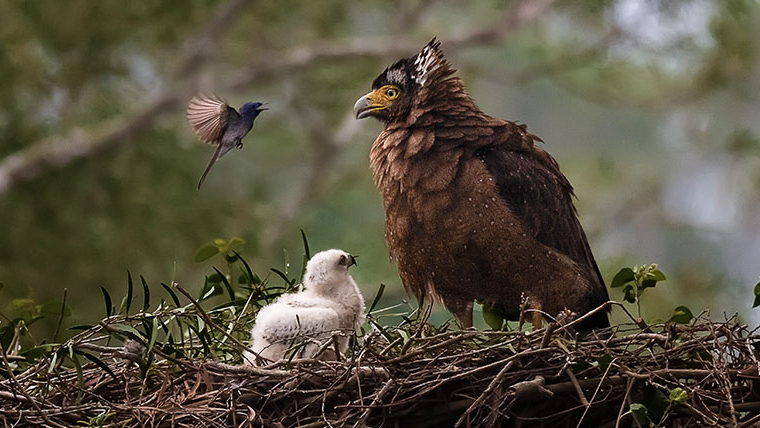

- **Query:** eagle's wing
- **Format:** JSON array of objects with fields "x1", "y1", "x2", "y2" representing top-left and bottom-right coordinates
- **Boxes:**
[
  {"x1": 187, "y1": 93, "x2": 240, "y2": 144},
  {"x1": 475, "y1": 131, "x2": 610, "y2": 308},
  {"x1": 253, "y1": 303, "x2": 342, "y2": 345}
]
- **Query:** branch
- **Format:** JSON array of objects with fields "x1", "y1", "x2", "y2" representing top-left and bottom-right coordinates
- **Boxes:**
[
  {"x1": 0, "y1": 0, "x2": 252, "y2": 198},
  {"x1": 226, "y1": 0, "x2": 560, "y2": 91},
  {"x1": 0, "y1": 0, "x2": 558, "y2": 199},
  {"x1": 0, "y1": 95, "x2": 180, "y2": 196}
]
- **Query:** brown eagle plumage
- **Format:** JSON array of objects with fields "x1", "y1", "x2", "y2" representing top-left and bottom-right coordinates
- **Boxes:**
[{"x1": 353, "y1": 38, "x2": 610, "y2": 330}]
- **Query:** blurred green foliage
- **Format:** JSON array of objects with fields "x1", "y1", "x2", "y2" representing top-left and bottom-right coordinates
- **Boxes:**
[{"x1": 1, "y1": 0, "x2": 760, "y2": 340}]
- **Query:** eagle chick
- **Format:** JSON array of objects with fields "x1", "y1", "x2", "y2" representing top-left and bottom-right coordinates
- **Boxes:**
[{"x1": 243, "y1": 249, "x2": 365, "y2": 365}]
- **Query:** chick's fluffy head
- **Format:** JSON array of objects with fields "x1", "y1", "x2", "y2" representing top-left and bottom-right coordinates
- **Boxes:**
[{"x1": 303, "y1": 249, "x2": 357, "y2": 295}]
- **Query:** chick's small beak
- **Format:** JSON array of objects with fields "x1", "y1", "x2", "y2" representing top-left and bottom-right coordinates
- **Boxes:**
[
  {"x1": 353, "y1": 90, "x2": 386, "y2": 119},
  {"x1": 347, "y1": 254, "x2": 357, "y2": 267}
]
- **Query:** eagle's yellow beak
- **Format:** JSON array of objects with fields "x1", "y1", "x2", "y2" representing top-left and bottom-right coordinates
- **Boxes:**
[{"x1": 353, "y1": 89, "x2": 390, "y2": 119}]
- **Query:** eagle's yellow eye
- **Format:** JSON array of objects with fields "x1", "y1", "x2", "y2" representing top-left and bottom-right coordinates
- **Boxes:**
[{"x1": 383, "y1": 86, "x2": 400, "y2": 99}]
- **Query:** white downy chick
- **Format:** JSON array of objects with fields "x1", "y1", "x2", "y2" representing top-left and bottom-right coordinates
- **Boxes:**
[{"x1": 243, "y1": 249, "x2": 365, "y2": 365}]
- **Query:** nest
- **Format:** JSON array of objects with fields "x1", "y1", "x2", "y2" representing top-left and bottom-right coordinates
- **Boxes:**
[{"x1": 2, "y1": 300, "x2": 760, "y2": 428}]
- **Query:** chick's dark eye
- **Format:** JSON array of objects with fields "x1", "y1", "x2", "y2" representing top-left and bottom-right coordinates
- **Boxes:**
[{"x1": 339, "y1": 255, "x2": 346, "y2": 265}]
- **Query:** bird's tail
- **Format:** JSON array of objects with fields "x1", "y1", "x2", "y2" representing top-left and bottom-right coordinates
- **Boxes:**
[{"x1": 197, "y1": 144, "x2": 223, "y2": 190}]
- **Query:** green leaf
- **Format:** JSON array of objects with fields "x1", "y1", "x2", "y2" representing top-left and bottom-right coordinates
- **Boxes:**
[
  {"x1": 753, "y1": 281, "x2": 760, "y2": 308},
  {"x1": 622, "y1": 284, "x2": 637, "y2": 303},
  {"x1": 596, "y1": 353, "x2": 612, "y2": 372},
  {"x1": 669, "y1": 387, "x2": 688, "y2": 404},
  {"x1": 100, "y1": 286, "x2": 112, "y2": 318},
  {"x1": 233, "y1": 250, "x2": 257, "y2": 285},
  {"x1": 481, "y1": 303, "x2": 505, "y2": 331},
  {"x1": 189, "y1": 324, "x2": 211, "y2": 356},
  {"x1": 68, "y1": 324, "x2": 95, "y2": 331},
  {"x1": 140, "y1": 275, "x2": 150, "y2": 311},
  {"x1": 21, "y1": 343, "x2": 60, "y2": 360},
  {"x1": 628, "y1": 403, "x2": 649, "y2": 425},
  {"x1": 161, "y1": 282, "x2": 181, "y2": 307},
  {"x1": 48, "y1": 349, "x2": 60, "y2": 373},
  {"x1": 300, "y1": 229, "x2": 311, "y2": 260},
  {"x1": 650, "y1": 269, "x2": 667, "y2": 281},
  {"x1": 669, "y1": 306, "x2": 694, "y2": 324},
  {"x1": 80, "y1": 352, "x2": 117, "y2": 380},
  {"x1": 147, "y1": 316, "x2": 159, "y2": 354},
  {"x1": 213, "y1": 267, "x2": 236, "y2": 302},
  {"x1": 642, "y1": 384, "x2": 669, "y2": 423},
  {"x1": 641, "y1": 278, "x2": 657, "y2": 289},
  {"x1": 228, "y1": 237, "x2": 246, "y2": 251},
  {"x1": 270, "y1": 268, "x2": 295, "y2": 286},
  {"x1": 108, "y1": 324, "x2": 144, "y2": 340},
  {"x1": 194, "y1": 243, "x2": 219, "y2": 263},
  {"x1": 199, "y1": 280, "x2": 223, "y2": 300},
  {"x1": 125, "y1": 271, "x2": 134, "y2": 314},
  {"x1": 70, "y1": 352, "x2": 84, "y2": 402},
  {"x1": 367, "y1": 283, "x2": 386, "y2": 314},
  {"x1": 611, "y1": 267, "x2": 635, "y2": 288},
  {"x1": 206, "y1": 272, "x2": 223, "y2": 284}
]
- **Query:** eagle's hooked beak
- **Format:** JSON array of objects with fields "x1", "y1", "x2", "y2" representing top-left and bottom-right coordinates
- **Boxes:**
[{"x1": 353, "y1": 90, "x2": 387, "y2": 119}]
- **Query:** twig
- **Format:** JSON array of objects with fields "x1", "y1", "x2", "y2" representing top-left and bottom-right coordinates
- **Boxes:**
[
  {"x1": 0, "y1": 343, "x2": 69, "y2": 428},
  {"x1": 455, "y1": 361, "x2": 515, "y2": 427},
  {"x1": 352, "y1": 378, "x2": 396, "y2": 428},
  {"x1": 615, "y1": 377, "x2": 634, "y2": 428},
  {"x1": 564, "y1": 368, "x2": 588, "y2": 406},
  {"x1": 387, "y1": 331, "x2": 479, "y2": 363}
]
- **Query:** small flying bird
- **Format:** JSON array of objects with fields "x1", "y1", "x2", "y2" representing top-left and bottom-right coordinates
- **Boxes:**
[
  {"x1": 243, "y1": 249, "x2": 366, "y2": 365},
  {"x1": 186, "y1": 93, "x2": 267, "y2": 189}
]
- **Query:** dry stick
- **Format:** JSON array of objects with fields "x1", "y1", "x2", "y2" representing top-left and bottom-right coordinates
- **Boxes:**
[
  {"x1": 0, "y1": 343, "x2": 68, "y2": 428},
  {"x1": 540, "y1": 323, "x2": 557, "y2": 349},
  {"x1": 564, "y1": 368, "x2": 588, "y2": 406},
  {"x1": 739, "y1": 413, "x2": 760, "y2": 428},
  {"x1": 574, "y1": 358, "x2": 614, "y2": 428},
  {"x1": 614, "y1": 377, "x2": 635, "y2": 428},
  {"x1": 553, "y1": 301, "x2": 616, "y2": 333},
  {"x1": 388, "y1": 331, "x2": 479, "y2": 364},
  {"x1": 352, "y1": 378, "x2": 397, "y2": 428},
  {"x1": 205, "y1": 361, "x2": 291, "y2": 378},
  {"x1": 455, "y1": 361, "x2": 516, "y2": 427},
  {"x1": 331, "y1": 334, "x2": 342, "y2": 363}
]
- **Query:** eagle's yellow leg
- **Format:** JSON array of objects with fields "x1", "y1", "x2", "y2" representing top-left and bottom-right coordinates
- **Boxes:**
[{"x1": 530, "y1": 304, "x2": 543, "y2": 331}]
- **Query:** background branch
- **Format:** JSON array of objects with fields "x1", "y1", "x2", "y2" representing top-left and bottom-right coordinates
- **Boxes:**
[{"x1": 0, "y1": 0, "x2": 558, "y2": 199}]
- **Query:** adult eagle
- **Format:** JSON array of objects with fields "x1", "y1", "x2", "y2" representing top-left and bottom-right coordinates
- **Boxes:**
[{"x1": 353, "y1": 38, "x2": 609, "y2": 330}]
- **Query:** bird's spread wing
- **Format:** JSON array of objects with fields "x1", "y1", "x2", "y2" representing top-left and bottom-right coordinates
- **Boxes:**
[
  {"x1": 187, "y1": 93, "x2": 240, "y2": 144},
  {"x1": 255, "y1": 305, "x2": 342, "y2": 345},
  {"x1": 475, "y1": 132, "x2": 609, "y2": 306}
]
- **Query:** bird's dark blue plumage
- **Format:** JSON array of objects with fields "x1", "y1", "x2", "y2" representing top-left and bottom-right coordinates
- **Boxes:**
[{"x1": 187, "y1": 94, "x2": 266, "y2": 189}]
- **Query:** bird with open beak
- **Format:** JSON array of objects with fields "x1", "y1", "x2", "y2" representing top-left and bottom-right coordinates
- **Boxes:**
[{"x1": 187, "y1": 93, "x2": 267, "y2": 189}]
